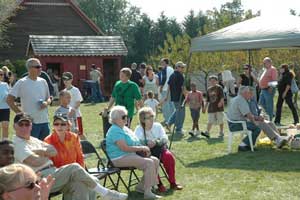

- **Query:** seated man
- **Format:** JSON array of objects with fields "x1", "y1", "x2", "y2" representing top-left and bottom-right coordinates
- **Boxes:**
[
  {"x1": 248, "y1": 88, "x2": 289, "y2": 148},
  {"x1": 0, "y1": 140, "x2": 14, "y2": 167},
  {"x1": 12, "y1": 113, "x2": 127, "y2": 200},
  {"x1": 227, "y1": 86, "x2": 262, "y2": 151}
]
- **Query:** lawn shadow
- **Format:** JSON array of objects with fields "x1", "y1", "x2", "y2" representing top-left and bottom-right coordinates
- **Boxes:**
[
  {"x1": 186, "y1": 136, "x2": 203, "y2": 142},
  {"x1": 186, "y1": 147, "x2": 300, "y2": 172},
  {"x1": 206, "y1": 137, "x2": 224, "y2": 145}
]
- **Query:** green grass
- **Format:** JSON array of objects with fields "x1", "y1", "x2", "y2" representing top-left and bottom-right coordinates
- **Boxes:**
[{"x1": 5, "y1": 101, "x2": 300, "y2": 200}]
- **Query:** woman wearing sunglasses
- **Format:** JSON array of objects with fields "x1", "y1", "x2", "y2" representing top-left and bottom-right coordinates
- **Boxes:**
[
  {"x1": 0, "y1": 69, "x2": 10, "y2": 140},
  {"x1": 0, "y1": 163, "x2": 55, "y2": 200},
  {"x1": 106, "y1": 106, "x2": 162, "y2": 199},
  {"x1": 44, "y1": 114, "x2": 84, "y2": 168}
]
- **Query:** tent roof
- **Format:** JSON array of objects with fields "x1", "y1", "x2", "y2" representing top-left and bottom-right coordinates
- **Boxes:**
[{"x1": 190, "y1": 15, "x2": 300, "y2": 52}]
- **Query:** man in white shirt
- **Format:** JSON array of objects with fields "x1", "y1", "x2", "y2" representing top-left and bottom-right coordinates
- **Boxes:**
[
  {"x1": 7, "y1": 58, "x2": 51, "y2": 140},
  {"x1": 13, "y1": 113, "x2": 128, "y2": 200},
  {"x1": 159, "y1": 58, "x2": 175, "y2": 125}
]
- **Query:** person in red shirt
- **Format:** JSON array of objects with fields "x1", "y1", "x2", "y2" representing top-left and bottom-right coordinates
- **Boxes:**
[{"x1": 44, "y1": 114, "x2": 84, "y2": 168}]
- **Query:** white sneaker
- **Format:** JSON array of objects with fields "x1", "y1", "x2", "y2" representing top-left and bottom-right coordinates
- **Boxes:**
[
  {"x1": 195, "y1": 130, "x2": 201, "y2": 136},
  {"x1": 276, "y1": 136, "x2": 287, "y2": 148},
  {"x1": 144, "y1": 191, "x2": 162, "y2": 199},
  {"x1": 103, "y1": 190, "x2": 128, "y2": 200},
  {"x1": 188, "y1": 130, "x2": 195, "y2": 137}
]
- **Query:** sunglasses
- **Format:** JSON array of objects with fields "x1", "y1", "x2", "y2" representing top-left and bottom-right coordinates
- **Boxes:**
[
  {"x1": 121, "y1": 115, "x2": 128, "y2": 120},
  {"x1": 8, "y1": 181, "x2": 39, "y2": 192},
  {"x1": 53, "y1": 123, "x2": 67, "y2": 127},
  {"x1": 0, "y1": 73, "x2": 3, "y2": 76},
  {"x1": 145, "y1": 115, "x2": 154, "y2": 120},
  {"x1": 33, "y1": 66, "x2": 42, "y2": 69},
  {"x1": 17, "y1": 122, "x2": 31, "y2": 127}
]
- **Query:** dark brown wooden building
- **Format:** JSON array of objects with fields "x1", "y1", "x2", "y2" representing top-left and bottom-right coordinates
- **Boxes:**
[{"x1": 0, "y1": 0, "x2": 128, "y2": 95}]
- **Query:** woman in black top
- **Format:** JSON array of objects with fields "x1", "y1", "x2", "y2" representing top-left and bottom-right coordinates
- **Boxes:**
[
  {"x1": 275, "y1": 64, "x2": 299, "y2": 125},
  {"x1": 237, "y1": 64, "x2": 258, "y2": 87}
]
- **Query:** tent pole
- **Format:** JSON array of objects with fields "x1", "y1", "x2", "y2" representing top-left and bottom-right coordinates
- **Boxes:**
[
  {"x1": 169, "y1": 52, "x2": 193, "y2": 150},
  {"x1": 248, "y1": 50, "x2": 251, "y2": 65}
]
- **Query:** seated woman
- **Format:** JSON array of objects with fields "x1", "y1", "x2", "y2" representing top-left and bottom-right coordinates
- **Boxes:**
[
  {"x1": 106, "y1": 106, "x2": 161, "y2": 199},
  {"x1": 0, "y1": 163, "x2": 54, "y2": 200},
  {"x1": 44, "y1": 114, "x2": 84, "y2": 168},
  {"x1": 134, "y1": 107, "x2": 183, "y2": 192}
]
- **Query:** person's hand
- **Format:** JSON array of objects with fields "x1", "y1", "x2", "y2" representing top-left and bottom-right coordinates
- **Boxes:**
[
  {"x1": 282, "y1": 92, "x2": 287, "y2": 99},
  {"x1": 268, "y1": 87, "x2": 273, "y2": 94},
  {"x1": 68, "y1": 109, "x2": 76, "y2": 117},
  {"x1": 159, "y1": 87, "x2": 163, "y2": 93},
  {"x1": 217, "y1": 101, "x2": 223, "y2": 108},
  {"x1": 39, "y1": 175, "x2": 55, "y2": 200},
  {"x1": 256, "y1": 116, "x2": 264, "y2": 122},
  {"x1": 139, "y1": 146, "x2": 150, "y2": 153},
  {"x1": 202, "y1": 108, "x2": 206, "y2": 114},
  {"x1": 102, "y1": 108, "x2": 109, "y2": 117},
  {"x1": 40, "y1": 101, "x2": 48, "y2": 109},
  {"x1": 147, "y1": 140, "x2": 156, "y2": 148}
]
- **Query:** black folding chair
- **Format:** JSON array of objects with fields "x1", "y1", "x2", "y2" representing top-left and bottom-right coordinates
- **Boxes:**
[
  {"x1": 80, "y1": 140, "x2": 123, "y2": 190},
  {"x1": 100, "y1": 139, "x2": 140, "y2": 192}
]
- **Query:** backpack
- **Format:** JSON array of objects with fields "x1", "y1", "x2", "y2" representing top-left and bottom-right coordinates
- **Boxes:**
[{"x1": 291, "y1": 78, "x2": 299, "y2": 94}]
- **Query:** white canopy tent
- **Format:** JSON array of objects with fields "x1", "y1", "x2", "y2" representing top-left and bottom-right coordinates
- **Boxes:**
[{"x1": 190, "y1": 15, "x2": 300, "y2": 52}]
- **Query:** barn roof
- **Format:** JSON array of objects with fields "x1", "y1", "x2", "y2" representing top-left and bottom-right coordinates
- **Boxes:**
[{"x1": 27, "y1": 35, "x2": 128, "y2": 56}]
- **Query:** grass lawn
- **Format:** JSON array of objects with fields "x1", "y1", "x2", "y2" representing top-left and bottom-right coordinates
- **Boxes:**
[{"x1": 6, "y1": 101, "x2": 300, "y2": 200}]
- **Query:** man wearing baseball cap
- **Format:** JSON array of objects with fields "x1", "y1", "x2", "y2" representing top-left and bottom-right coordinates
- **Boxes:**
[
  {"x1": 7, "y1": 58, "x2": 51, "y2": 140},
  {"x1": 164, "y1": 61, "x2": 187, "y2": 135}
]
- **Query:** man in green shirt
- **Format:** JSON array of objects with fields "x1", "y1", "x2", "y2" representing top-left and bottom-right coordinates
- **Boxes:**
[{"x1": 106, "y1": 68, "x2": 142, "y2": 127}]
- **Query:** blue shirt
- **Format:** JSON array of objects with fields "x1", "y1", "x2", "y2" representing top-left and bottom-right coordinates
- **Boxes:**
[
  {"x1": 0, "y1": 82, "x2": 9, "y2": 109},
  {"x1": 106, "y1": 124, "x2": 141, "y2": 160}
]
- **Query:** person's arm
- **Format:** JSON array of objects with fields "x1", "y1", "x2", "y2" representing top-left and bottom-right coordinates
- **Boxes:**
[
  {"x1": 6, "y1": 94, "x2": 22, "y2": 113},
  {"x1": 75, "y1": 135, "x2": 85, "y2": 167},
  {"x1": 33, "y1": 143, "x2": 57, "y2": 157},
  {"x1": 107, "y1": 96, "x2": 115, "y2": 110},
  {"x1": 23, "y1": 154, "x2": 50, "y2": 167},
  {"x1": 116, "y1": 140, "x2": 150, "y2": 153}
]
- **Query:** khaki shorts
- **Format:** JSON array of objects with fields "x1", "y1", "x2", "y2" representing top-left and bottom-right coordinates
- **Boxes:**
[{"x1": 208, "y1": 112, "x2": 224, "y2": 125}]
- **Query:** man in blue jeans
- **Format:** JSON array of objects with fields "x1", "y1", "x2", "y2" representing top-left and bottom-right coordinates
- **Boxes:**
[
  {"x1": 227, "y1": 86, "x2": 261, "y2": 151},
  {"x1": 165, "y1": 61, "x2": 186, "y2": 135}
]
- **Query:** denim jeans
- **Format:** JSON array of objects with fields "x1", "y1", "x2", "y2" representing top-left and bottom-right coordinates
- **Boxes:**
[
  {"x1": 167, "y1": 101, "x2": 185, "y2": 133},
  {"x1": 160, "y1": 91, "x2": 175, "y2": 123},
  {"x1": 90, "y1": 81, "x2": 104, "y2": 102},
  {"x1": 259, "y1": 88, "x2": 275, "y2": 120},
  {"x1": 31, "y1": 122, "x2": 50, "y2": 140},
  {"x1": 228, "y1": 121, "x2": 261, "y2": 146}
]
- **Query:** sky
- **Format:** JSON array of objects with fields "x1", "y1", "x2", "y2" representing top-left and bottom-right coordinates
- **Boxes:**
[{"x1": 128, "y1": 0, "x2": 300, "y2": 22}]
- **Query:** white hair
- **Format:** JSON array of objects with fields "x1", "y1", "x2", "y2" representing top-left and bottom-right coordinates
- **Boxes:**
[
  {"x1": 109, "y1": 106, "x2": 128, "y2": 124},
  {"x1": 238, "y1": 86, "x2": 250, "y2": 95},
  {"x1": 263, "y1": 57, "x2": 272, "y2": 63}
]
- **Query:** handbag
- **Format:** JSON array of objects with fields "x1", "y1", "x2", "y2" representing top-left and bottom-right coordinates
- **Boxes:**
[
  {"x1": 291, "y1": 78, "x2": 299, "y2": 94},
  {"x1": 150, "y1": 144, "x2": 166, "y2": 158}
]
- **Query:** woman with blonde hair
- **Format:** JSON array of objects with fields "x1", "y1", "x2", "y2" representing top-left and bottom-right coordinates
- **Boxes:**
[
  {"x1": 135, "y1": 107, "x2": 183, "y2": 192},
  {"x1": 0, "y1": 163, "x2": 55, "y2": 200}
]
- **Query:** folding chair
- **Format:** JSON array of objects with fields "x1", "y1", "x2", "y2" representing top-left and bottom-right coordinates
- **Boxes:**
[
  {"x1": 80, "y1": 140, "x2": 123, "y2": 190},
  {"x1": 100, "y1": 139, "x2": 140, "y2": 192},
  {"x1": 223, "y1": 112, "x2": 254, "y2": 153}
]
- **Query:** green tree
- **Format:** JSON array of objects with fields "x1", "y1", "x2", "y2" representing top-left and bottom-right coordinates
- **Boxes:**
[{"x1": 0, "y1": 0, "x2": 18, "y2": 48}]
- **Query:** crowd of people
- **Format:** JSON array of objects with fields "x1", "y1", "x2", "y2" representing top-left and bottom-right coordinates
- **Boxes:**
[{"x1": 0, "y1": 55, "x2": 299, "y2": 199}]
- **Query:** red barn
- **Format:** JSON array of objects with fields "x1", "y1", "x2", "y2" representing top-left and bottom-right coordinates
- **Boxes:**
[{"x1": 0, "y1": 0, "x2": 127, "y2": 96}]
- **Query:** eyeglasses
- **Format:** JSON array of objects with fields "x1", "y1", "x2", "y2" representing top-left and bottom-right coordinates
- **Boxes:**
[
  {"x1": 33, "y1": 66, "x2": 42, "y2": 69},
  {"x1": 53, "y1": 123, "x2": 67, "y2": 126},
  {"x1": 8, "y1": 181, "x2": 39, "y2": 192},
  {"x1": 121, "y1": 115, "x2": 128, "y2": 120},
  {"x1": 17, "y1": 122, "x2": 31, "y2": 127}
]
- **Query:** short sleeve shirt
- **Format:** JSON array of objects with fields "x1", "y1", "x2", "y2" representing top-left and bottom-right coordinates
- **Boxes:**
[
  {"x1": 10, "y1": 77, "x2": 50, "y2": 123},
  {"x1": 144, "y1": 99, "x2": 159, "y2": 114},
  {"x1": 64, "y1": 86, "x2": 83, "y2": 117},
  {"x1": 227, "y1": 95, "x2": 251, "y2": 121},
  {"x1": 134, "y1": 123, "x2": 168, "y2": 145},
  {"x1": 44, "y1": 131, "x2": 84, "y2": 168},
  {"x1": 0, "y1": 82, "x2": 9, "y2": 109},
  {"x1": 207, "y1": 85, "x2": 224, "y2": 113},
  {"x1": 168, "y1": 71, "x2": 184, "y2": 102},
  {"x1": 106, "y1": 124, "x2": 141, "y2": 160},
  {"x1": 13, "y1": 136, "x2": 53, "y2": 172},
  {"x1": 55, "y1": 106, "x2": 78, "y2": 132},
  {"x1": 259, "y1": 66, "x2": 278, "y2": 89},
  {"x1": 112, "y1": 80, "x2": 142, "y2": 118},
  {"x1": 186, "y1": 90, "x2": 203, "y2": 109}
]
